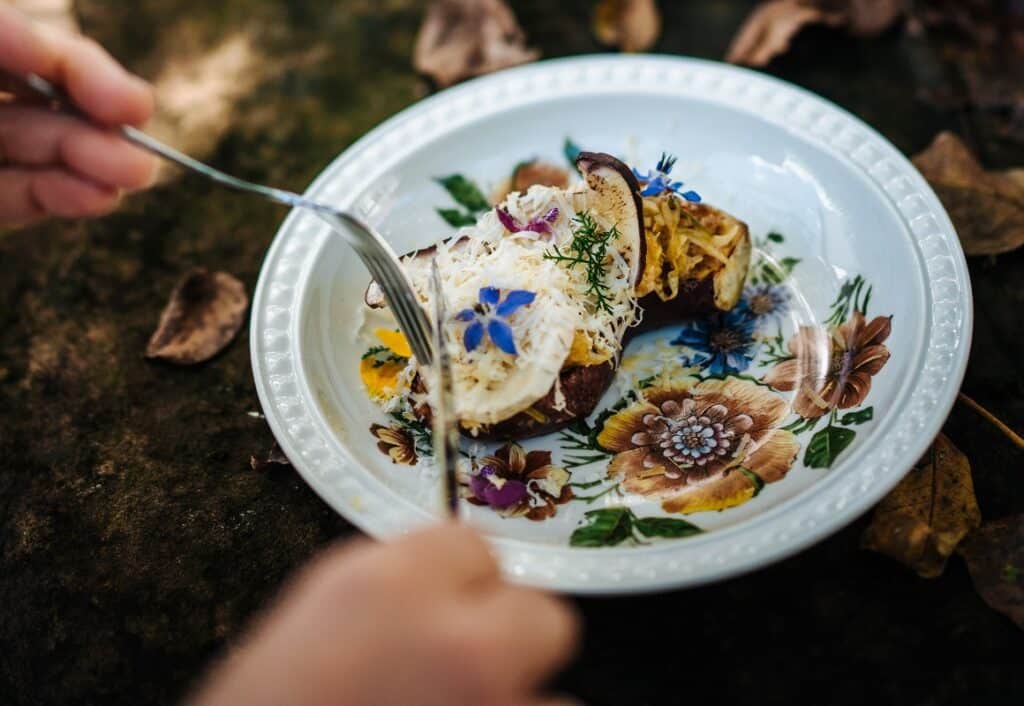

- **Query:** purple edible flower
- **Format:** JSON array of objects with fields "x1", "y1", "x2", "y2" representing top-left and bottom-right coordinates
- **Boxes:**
[
  {"x1": 632, "y1": 153, "x2": 701, "y2": 201},
  {"x1": 496, "y1": 206, "x2": 560, "y2": 235},
  {"x1": 468, "y1": 464, "x2": 529, "y2": 509},
  {"x1": 455, "y1": 287, "x2": 536, "y2": 355}
]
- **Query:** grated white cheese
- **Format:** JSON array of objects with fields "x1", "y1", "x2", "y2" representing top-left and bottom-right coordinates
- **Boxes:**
[{"x1": 380, "y1": 183, "x2": 641, "y2": 425}]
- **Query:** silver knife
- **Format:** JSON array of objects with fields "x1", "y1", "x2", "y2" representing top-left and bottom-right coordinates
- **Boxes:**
[{"x1": 429, "y1": 259, "x2": 461, "y2": 517}]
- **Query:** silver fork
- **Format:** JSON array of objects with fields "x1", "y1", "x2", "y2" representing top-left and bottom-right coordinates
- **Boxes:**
[{"x1": 3, "y1": 70, "x2": 434, "y2": 365}]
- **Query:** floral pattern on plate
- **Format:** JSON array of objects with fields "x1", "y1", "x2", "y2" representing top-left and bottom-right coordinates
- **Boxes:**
[{"x1": 361, "y1": 159, "x2": 893, "y2": 546}]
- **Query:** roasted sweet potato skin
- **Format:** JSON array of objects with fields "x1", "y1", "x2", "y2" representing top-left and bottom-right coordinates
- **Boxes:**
[
  {"x1": 463, "y1": 362, "x2": 615, "y2": 441},
  {"x1": 628, "y1": 198, "x2": 752, "y2": 343},
  {"x1": 371, "y1": 156, "x2": 753, "y2": 442}
]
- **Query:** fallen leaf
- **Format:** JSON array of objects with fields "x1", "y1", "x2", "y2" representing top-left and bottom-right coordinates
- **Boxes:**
[
  {"x1": 413, "y1": 0, "x2": 539, "y2": 88},
  {"x1": 727, "y1": 0, "x2": 905, "y2": 67},
  {"x1": 593, "y1": 0, "x2": 661, "y2": 53},
  {"x1": 250, "y1": 443, "x2": 292, "y2": 472},
  {"x1": 912, "y1": 131, "x2": 1024, "y2": 256},
  {"x1": 145, "y1": 268, "x2": 248, "y2": 365},
  {"x1": 959, "y1": 516, "x2": 1024, "y2": 630},
  {"x1": 726, "y1": 0, "x2": 843, "y2": 67},
  {"x1": 861, "y1": 433, "x2": 981, "y2": 578}
]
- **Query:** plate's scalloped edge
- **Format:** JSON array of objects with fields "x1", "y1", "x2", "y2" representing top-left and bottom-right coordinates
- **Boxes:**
[{"x1": 250, "y1": 55, "x2": 972, "y2": 594}]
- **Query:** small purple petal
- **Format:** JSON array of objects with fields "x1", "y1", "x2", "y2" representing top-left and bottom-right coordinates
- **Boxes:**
[
  {"x1": 542, "y1": 207, "x2": 559, "y2": 223},
  {"x1": 681, "y1": 190, "x2": 702, "y2": 202},
  {"x1": 482, "y1": 478, "x2": 528, "y2": 509},
  {"x1": 495, "y1": 290, "x2": 536, "y2": 317},
  {"x1": 464, "y1": 320, "x2": 484, "y2": 352},
  {"x1": 469, "y1": 475, "x2": 488, "y2": 500},
  {"x1": 495, "y1": 207, "x2": 521, "y2": 233},
  {"x1": 524, "y1": 219, "x2": 553, "y2": 235},
  {"x1": 455, "y1": 308, "x2": 477, "y2": 322},
  {"x1": 488, "y1": 318, "x2": 517, "y2": 355},
  {"x1": 478, "y1": 287, "x2": 501, "y2": 307}
]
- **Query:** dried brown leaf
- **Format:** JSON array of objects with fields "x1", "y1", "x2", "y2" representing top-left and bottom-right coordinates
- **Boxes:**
[
  {"x1": 912, "y1": 131, "x2": 1024, "y2": 256},
  {"x1": 862, "y1": 433, "x2": 981, "y2": 578},
  {"x1": 250, "y1": 443, "x2": 291, "y2": 472},
  {"x1": 959, "y1": 515, "x2": 1024, "y2": 631},
  {"x1": 413, "y1": 0, "x2": 539, "y2": 88},
  {"x1": 593, "y1": 0, "x2": 662, "y2": 53},
  {"x1": 145, "y1": 268, "x2": 248, "y2": 365},
  {"x1": 726, "y1": 0, "x2": 843, "y2": 67},
  {"x1": 727, "y1": 0, "x2": 905, "y2": 67}
]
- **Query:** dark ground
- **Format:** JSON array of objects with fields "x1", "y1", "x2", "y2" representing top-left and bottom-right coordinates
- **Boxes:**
[{"x1": 1, "y1": 1, "x2": 1022, "y2": 705}]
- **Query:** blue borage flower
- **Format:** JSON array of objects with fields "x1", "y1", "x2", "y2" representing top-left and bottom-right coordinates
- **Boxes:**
[
  {"x1": 738, "y1": 283, "x2": 790, "y2": 324},
  {"x1": 455, "y1": 287, "x2": 536, "y2": 355},
  {"x1": 671, "y1": 308, "x2": 759, "y2": 375},
  {"x1": 632, "y1": 153, "x2": 701, "y2": 201}
]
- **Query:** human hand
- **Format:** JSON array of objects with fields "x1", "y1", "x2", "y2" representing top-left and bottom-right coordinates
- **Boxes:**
[
  {"x1": 0, "y1": 3, "x2": 157, "y2": 227},
  {"x1": 189, "y1": 523, "x2": 582, "y2": 706}
]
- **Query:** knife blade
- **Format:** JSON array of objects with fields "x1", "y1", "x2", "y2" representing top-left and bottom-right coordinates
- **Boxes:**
[{"x1": 429, "y1": 258, "x2": 461, "y2": 517}]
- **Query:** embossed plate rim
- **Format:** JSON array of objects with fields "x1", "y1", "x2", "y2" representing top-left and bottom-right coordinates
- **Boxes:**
[{"x1": 251, "y1": 55, "x2": 972, "y2": 594}]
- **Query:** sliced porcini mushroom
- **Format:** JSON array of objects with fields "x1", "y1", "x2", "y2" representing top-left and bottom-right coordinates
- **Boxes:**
[
  {"x1": 145, "y1": 268, "x2": 248, "y2": 365},
  {"x1": 575, "y1": 151, "x2": 647, "y2": 288}
]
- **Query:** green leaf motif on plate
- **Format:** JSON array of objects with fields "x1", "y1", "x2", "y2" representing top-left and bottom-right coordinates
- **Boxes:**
[
  {"x1": 563, "y1": 137, "x2": 582, "y2": 165},
  {"x1": 804, "y1": 425, "x2": 856, "y2": 468},
  {"x1": 570, "y1": 508, "x2": 634, "y2": 547},
  {"x1": 738, "y1": 467, "x2": 765, "y2": 496},
  {"x1": 435, "y1": 174, "x2": 490, "y2": 212},
  {"x1": 633, "y1": 516, "x2": 703, "y2": 539},
  {"x1": 840, "y1": 407, "x2": 874, "y2": 426},
  {"x1": 436, "y1": 208, "x2": 479, "y2": 227}
]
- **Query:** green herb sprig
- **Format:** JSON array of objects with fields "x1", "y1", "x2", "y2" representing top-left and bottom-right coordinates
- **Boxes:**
[{"x1": 543, "y1": 211, "x2": 618, "y2": 314}]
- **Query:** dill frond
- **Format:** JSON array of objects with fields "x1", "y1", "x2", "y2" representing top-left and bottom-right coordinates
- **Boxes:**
[{"x1": 543, "y1": 210, "x2": 618, "y2": 314}]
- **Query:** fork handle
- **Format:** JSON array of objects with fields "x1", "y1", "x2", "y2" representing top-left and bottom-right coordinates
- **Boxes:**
[
  {"x1": 10, "y1": 71, "x2": 314, "y2": 211},
  {"x1": 6, "y1": 70, "x2": 435, "y2": 362}
]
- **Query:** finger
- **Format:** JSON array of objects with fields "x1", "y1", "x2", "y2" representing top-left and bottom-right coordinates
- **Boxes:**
[
  {"x1": 0, "y1": 5, "x2": 153, "y2": 126},
  {"x1": 393, "y1": 522, "x2": 501, "y2": 589},
  {"x1": 0, "y1": 168, "x2": 120, "y2": 225},
  {"x1": 0, "y1": 4, "x2": 54, "y2": 77},
  {"x1": 476, "y1": 587, "x2": 580, "y2": 692},
  {"x1": 0, "y1": 169, "x2": 45, "y2": 227},
  {"x1": 0, "y1": 105, "x2": 157, "y2": 190}
]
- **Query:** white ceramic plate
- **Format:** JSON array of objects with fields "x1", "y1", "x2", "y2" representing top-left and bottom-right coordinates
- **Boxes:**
[{"x1": 251, "y1": 55, "x2": 971, "y2": 594}]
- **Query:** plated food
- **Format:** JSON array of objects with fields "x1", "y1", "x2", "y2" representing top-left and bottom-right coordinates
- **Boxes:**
[
  {"x1": 359, "y1": 151, "x2": 751, "y2": 441},
  {"x1": 252, "y1": 56, "x2": 970, "y2": 592}
]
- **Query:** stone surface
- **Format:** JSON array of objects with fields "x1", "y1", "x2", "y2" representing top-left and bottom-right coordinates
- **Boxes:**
[{"x1": 1, "y1": 1, "x2": 1023, "y2": 705}]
